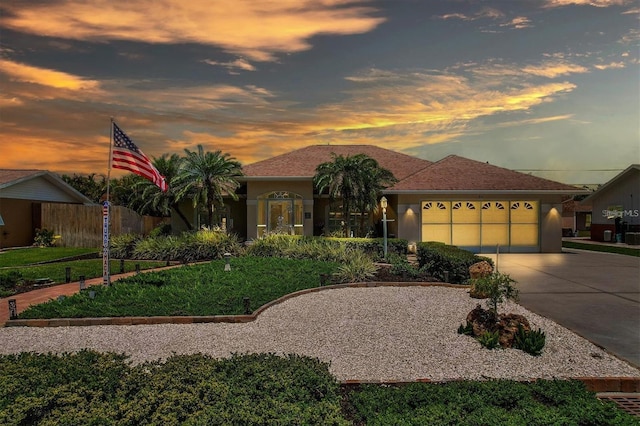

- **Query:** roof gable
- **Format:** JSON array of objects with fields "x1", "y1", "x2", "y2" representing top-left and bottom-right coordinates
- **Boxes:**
[
  {"x1": 241, "y1": 145, "x2": 432, "y2": 181},
  {"x1": 581, "y1": 164, "x2": 640, "y2": 204},
  {"x1": 389, "y1": 155, "x2": 583, "y2": 192},
  {"x1": 0, "y1": 169, "x2": 93, "y2": 204}
]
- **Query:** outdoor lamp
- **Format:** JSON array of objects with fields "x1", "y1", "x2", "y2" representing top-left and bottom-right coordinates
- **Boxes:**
[
  {"x1": 381, "y1": 196, "x2": 388, "y2": 260},
  {"x1": 224, "y1": 253, "x2": 231, "y2": 271}
]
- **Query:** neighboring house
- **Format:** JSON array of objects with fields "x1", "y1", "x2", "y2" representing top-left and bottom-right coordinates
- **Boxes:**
[
  {"x1": 581, "y1": 164, "x2": 640, "y2": 243},
  {"x1": 0, "y1": 169, "x2": 93, "y2": 248},
  {"x1": 211, "y1": 145, "x2": 583, "y2": 253},
  {"x1": 561, "y1": 198, "x2": 592, "y2": 236}
]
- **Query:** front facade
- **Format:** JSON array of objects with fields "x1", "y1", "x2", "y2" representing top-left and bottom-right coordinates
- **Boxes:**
[
  {"x1": 235, "y1": 145, "x2": 585, "y2": 253},
  {"x1": 581, "y1": 165, "x2": 640, "y2": 242}
]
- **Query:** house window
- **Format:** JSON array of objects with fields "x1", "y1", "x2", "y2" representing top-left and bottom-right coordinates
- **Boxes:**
[{"x1": 257, "y1": 192, "x2": 304, "y2": 237}]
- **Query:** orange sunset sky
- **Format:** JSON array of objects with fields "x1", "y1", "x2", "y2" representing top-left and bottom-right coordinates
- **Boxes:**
[{"x1": 1, "y1": 0, "x2": 638, "y2": 185}]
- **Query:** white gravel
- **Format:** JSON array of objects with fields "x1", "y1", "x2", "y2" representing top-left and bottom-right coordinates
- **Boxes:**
[{"x1": 1, "y1": 286, "x2": 638, "y2": 382}]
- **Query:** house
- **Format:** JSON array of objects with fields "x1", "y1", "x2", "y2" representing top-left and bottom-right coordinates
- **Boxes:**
[
  {"x1": 0, "y1": 169, "x2": 93, "y2": 248},
  {"x1": 580, "y1": 164, "x2": 640, "y2": 243},
  {"x1": 224, "y1": 145, "x2": 584, "y2": 253},
  {"x1": 561, "y1": 198, "x2": 592, "y2": 236}
]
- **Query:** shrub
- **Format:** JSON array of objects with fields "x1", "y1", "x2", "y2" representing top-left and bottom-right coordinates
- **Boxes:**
[
  {"x1": 0, "y1": 270, "x2": 24, "y2": 294},
  {"x1": 148, "y1": 222, "x2": 172, "y2": 237},
  {"x1": 333, "y1": 251, "x2": 378, "y2": 283},
  {"x1": 130, "y1": 230, "x2": 243, "y2": 262},
  {"x1": 109, "y1": 233, "x2": 141, "y2": 259},
  {"x1": 472, "y1": 272, "x2": 519, "y2": 314},
  {"x1": 416, "y1": 242, "x2": 493, "y2": 284},
  {"x1": 33, "y1": 228, "x2": 58, "y2": 247},
  {"x1": 514, "y1": 324, "x2": 546, "y2": 356}
]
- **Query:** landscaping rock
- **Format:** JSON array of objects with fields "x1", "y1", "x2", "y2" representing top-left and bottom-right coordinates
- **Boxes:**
[
  {"x1": 468, "y1": 261, "x2": 494, "y2": 298},
  {"x1": 466, "y1": 304, "x2": 531, "y2": 348}
]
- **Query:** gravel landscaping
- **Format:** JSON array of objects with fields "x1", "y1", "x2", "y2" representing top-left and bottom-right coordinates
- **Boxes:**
[{"x1": 1, "y1": 286, "x2": 638, "y2": 382}]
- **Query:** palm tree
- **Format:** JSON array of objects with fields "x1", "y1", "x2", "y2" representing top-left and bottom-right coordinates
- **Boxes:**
[
  {"x1": 173, "y1": 145, "x2": 243, "y2": 229},
  {"x1": 133, "y1": 153, "x2": 193, "y2": 230},
  {"x1": 314, "y1": 153, "x2": 396, "y2": 237}
]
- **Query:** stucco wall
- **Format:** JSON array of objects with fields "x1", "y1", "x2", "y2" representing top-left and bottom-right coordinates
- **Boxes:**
[{"x1": 0, "y1": 198, "x2": 34, "y2": 248}]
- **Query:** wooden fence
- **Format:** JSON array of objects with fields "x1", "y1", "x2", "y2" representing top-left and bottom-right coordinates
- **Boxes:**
[{"x1": 41, "y1": 203, "x2": 166, "y2": 248}]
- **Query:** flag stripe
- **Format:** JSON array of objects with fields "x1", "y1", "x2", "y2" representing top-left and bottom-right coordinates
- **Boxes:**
[{"x1": 111, "y1": 122, "x2": 167, "y2": 192}]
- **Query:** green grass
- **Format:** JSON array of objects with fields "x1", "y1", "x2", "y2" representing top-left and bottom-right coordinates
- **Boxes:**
[
  {"x1": 18, "y1": 257, "x2": 339, "y2": 318},
  {"x1": 3, "y1": 259, "x2": 167, "y2": 285},
  {"x1": 563, "y1": 240, "x2": 640, "y2": 257},
  {"x1": 0, "y1": 352, "x2": 634, "y2": 426},
  {"x1": 0, "y1": 247, "x2": 98, "y2": 267}
]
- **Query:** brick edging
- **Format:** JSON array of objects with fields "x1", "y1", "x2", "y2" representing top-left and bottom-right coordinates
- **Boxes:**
[
  {"x1": 4, "y1": 282, "x2": 468, "y2": 327},
  {"x1": 340, "y1": 377, "x2": 640, "y2": 393}
]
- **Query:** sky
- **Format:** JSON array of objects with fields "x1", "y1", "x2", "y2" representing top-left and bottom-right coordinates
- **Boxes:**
[{"x1": 0, "y1": 0, "x2": 638, "y2": 186}]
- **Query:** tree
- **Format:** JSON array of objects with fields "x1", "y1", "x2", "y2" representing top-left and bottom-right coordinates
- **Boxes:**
[
  {"x1": 313, "y1": 153, "x2": 396, "y2": 237},
  {"x1": 61, "y1": 173, "x2": 107, "y2": 203},
  {"x1": 173, "y1": 145, "x2": 243, "y2": 228},
  {"x1": 133, "y1": 153, "x2": 193, "y2": 230}
]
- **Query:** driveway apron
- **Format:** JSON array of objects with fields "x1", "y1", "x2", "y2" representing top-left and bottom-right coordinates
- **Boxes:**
[{"x1": 484, "y1": 250, "x2": 640, "y2": 368}]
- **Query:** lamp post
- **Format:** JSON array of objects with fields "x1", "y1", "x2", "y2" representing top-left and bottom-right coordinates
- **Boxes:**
[{"x1": 380, "y1": 196, "x2": 388, "y2": 260}]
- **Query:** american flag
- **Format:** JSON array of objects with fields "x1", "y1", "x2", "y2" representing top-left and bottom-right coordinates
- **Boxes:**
[{"x1": 112, "y1": 122, "x2": 167, "y2": 192}]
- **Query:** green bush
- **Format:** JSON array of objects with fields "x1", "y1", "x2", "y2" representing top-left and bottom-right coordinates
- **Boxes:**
[
  {"x1": 345, "y1": 380, "x2": 634, "y2": 425},
  {"x1": 109, "y1": 233, "x2": 141, "y2": 259},
  {"x1": 0, "y1": 270, "x2": 24, "y2": 291},
  {"x1": 33, "y1": 228, "x2": 57, "y2": 247},
  {"x1": 148, "y1": 222, "x2": 172, "y2": 237},
  {"x1": 416, "y1": 242, "x2": 493, "y2": 284},
  {"x1": 457, "y1": 321, "x2": 474, "y2": 336},
  {"x1": 130, "y1": 230, "x2": 243, "y2": 262},
  {"x1": 0, "y1": 351, "x2": 349, "y2": 426},
  {"x1": 333, "y1": 251, "x2": 378, "y2": 283}
]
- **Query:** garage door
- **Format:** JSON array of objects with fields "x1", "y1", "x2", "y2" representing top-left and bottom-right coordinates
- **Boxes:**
[{"x1": 421, "y1": 200, "x2": 539, "y2": 253}]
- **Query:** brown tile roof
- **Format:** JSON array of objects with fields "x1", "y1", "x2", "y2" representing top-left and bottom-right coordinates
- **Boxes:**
[
  {"x1": 0, "y1": 169, "x2": 45, "y2": 186},
  {"x1": 389, "y1": 155, "x2": 583, "y2": 192},
  {"x1": 241, "y1": 145, "x2": 433, "y2": 181}
]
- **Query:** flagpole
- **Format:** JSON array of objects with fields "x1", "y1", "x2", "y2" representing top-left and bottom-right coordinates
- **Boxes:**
[{"x1": 102, "y1": 118, "x2": 114, "y2": 286}]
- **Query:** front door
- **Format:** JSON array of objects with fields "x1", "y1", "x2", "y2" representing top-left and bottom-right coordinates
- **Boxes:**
[{"x1": 268, "y1": 199, "x2": 293, "y2": 234}]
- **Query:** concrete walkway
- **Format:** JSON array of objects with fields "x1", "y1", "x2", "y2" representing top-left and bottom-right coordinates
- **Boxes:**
[{"x1": 484, "y1": 249, "x2": 640, "y2": 368}]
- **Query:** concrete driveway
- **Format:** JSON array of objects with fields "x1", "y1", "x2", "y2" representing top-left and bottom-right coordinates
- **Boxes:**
[{"x1": 483, "y1": 249, "x2": 640, "y2": 368}]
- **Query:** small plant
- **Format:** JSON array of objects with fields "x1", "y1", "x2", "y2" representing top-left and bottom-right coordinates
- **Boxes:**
[
  {"x1": 33, "y1": 228, "x2": 59, "y2": 247},
  {"x1": 514, "y1": 324, "x2": 546, "y2": 356},
  {"x1": 472, "y1": 272, "x2": 519, "y2": 314},
  {"x1": 477, "y1": 330, "x2": 500, "y2": 349},
  {"x1": 457, "y1": 321, "x2": 474, "y2": 336}
]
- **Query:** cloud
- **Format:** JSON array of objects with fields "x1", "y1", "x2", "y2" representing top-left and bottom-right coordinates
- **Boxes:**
[
  {"x1": 439, "y1": 7, "x2": 505, "y2": 21},
  {"x1": 0, "y1": 59, "x2": 101, "y2": 90},
  {"x1": 542, "y1": 0, "x2": 634, "y2": 7},
  {"x1": 593, "y1": 61, "x2": 626, "y2": 69},
  {"x1": 203, "y1": 58, "x2": 257, "y2": 73},
  {"x1": 500, "y1": 16, "x2": 533, "y2": 29},
  {"x1": 1, "y1": 0, "x2": 385, "y2": 61}
]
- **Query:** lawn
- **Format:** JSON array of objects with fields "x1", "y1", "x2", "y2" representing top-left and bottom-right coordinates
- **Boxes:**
[
  {"x1": 0, "y1": 247, "x2": 98, "y2": 267},
  {"x1": 18, "y1": 257, "x2": 340, "y2": 318}
]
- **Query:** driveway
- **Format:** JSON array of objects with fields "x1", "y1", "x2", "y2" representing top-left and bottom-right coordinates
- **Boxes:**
[{"x1": 483, "y1": 249, "x2": 640, "y2": 368}]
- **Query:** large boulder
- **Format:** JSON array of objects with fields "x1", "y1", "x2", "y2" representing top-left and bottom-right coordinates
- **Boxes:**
[
  {"x1": 469, "y1": 261, "x2": 493, "y2": 279},
  {"x1": 469, "y1": 261, "x2": 494, "y2": 298}
]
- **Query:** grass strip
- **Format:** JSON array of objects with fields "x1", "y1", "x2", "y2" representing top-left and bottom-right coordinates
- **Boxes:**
[
  {"x1": 0, "y1": 247, "x2": 98, "y2": 268},
  {"x1": 563, "y1": 241, "x2": 640, "y2": 257}
]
